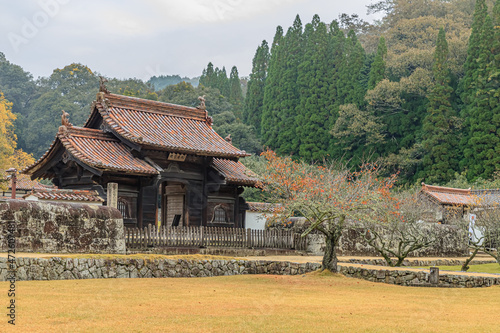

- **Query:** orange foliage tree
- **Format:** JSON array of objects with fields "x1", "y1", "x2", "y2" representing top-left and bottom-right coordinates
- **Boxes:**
[
  {"x1": 0, "y1": 91, "x2": 35, "y2": 190},
  {"x1": 259, "y1": 150, "x2": 399, "y2": 271}
]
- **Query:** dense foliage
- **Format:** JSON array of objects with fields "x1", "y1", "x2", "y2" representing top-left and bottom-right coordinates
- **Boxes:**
[
  {"x1": 1, "y1": 0, "x2": 499, "y2": 186},
  {"x1": 0, "y1": 90, "x2": 34, "y2": 189},
  {"x1": 243, "y1": 0, "x2": 500, "y2": 185}
]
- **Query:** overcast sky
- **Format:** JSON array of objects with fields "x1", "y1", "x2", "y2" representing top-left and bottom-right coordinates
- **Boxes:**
[{"x1": 1, "y1": 0, "x2": 382, "y2": 81}]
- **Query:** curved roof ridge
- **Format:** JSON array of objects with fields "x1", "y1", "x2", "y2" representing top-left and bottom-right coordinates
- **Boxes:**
[
  {"x1": 58, "y1": 127, "x2": 158, "y2": 175},
  {"x1": 106, "y1": 93, "x2": 208, "y2": 120},
  {"x1": 421, "y1": 183, "x2": 471, "y2": 194},
  {"x1": 23, "y1": 124, "x2": 158, "y2": 177},
  {"x1": 67, "y1": 126, "x2": 118, "y2": 141}
]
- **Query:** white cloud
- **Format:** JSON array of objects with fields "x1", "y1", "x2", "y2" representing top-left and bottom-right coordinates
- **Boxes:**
[
  {"x1": 0, "y1": 0, "x2": 383, "y2": 80},
  {"x1": 143, "y1": 0, "x2": 303, "y2": 24}
]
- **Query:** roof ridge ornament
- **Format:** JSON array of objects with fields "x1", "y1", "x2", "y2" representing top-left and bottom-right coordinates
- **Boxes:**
[
  {"x1": 61, "y1": 110, "x2": 72, "y2": 127},
  {"x1": 99, "y1": 76, "x2": 110, "y2": 94},
  {"x1": 95, "y1": 88, "x2": 111, "y2": 113},
  {"x1": 58, "y1": 110, "x2": 73, "y2": 138},
  {"x1": 197, "y1": 95, "x2": 206, "y2": 110}
]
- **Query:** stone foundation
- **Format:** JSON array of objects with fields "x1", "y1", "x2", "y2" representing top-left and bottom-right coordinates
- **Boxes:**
[
  {"x1": 1, "y1": 256, "x2": 498, "y2": 288},
  {"x1": 338, "y1": 265, "x2": 500, "y2": 288},
  {"x1": 339, "y1": 258, "x2": 498, "y2": 267},
  {"x1": 0, "y1": 257, "x2": 321, "y2": 281}
]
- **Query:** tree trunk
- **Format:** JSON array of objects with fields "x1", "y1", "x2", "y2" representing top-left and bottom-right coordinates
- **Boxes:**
[
  {"x1": 394, "y1": 257, "x2": 405, "y2": 267},
  {"x1": 461, "y1": 248, "x2": 479, "y2": 272},
  {"x1": 322, "y1": 235, "x2": 338, "y2": 272}
]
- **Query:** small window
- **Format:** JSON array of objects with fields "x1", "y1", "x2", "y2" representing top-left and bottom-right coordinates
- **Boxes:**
[
  {"x1": 118, "y1": 198, "x2": 131, "y2": 219},
  {"x1": 211, "y1": 205, "x2": 228, "y2": 223}
]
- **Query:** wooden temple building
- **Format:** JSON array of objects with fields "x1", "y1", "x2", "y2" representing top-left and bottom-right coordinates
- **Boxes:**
[{"x1": 23, "y1": 84, "x2": 259, "y2": 228}]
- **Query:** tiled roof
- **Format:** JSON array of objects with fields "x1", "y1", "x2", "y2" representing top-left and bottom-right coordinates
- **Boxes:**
[
  {"x1": 23, "y1": 189, "x2": 104, "y2": 202},
  {"x1": 61, "y1": 127, "x2": 159, "y2": 175},
  {"x1": 92, "y1": 93, "x2": 249, "y2": 158},
  {"x1": 471, "y1": 189, "x2": 500, "y2": 206},
  {"x1": 212, "y1": 158, "x2": 259, "y2": 186},
  {"x1": 421, "y1": 184, "x2": 500, "y2": 207},
  {"x1": 247, "y1": 202, "x2": 282, "y2": 213},
  {"x1": 421, "y1": 183, "x2": 472, "y2": 205},
  {"x1": 1, "y1": 171, "x2": 54, "y2": 191},
  {"x1": 24, "y1": 126, "x2": 159, "y2": 177}
]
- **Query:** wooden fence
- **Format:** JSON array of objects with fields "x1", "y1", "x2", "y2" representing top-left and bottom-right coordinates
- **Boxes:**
[{"x1": 125, "y1": 225, "x2": 307, "y2": 250}]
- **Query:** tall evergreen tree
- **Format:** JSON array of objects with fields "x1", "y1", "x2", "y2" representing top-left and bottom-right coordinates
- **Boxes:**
[
  {"x1": 459, "y1": 0, "x2": 488, "y2": 166},
  {"x1": 420, "y1": 28, "x2": 458, "y2": 183},
  {"x1": 199, "y1": 62, "x2": 215, "y2": 88},
  {"x1": 460, "y1": 0, "x2": 488, "y2": 111},
  {"x1": 276, "y1": 15, "x2": 303, "y2": 155},
  {"x1": 200, "y1": 63, "x2": 230, "y2": 97},
  {"x1": 464, "y1": 14, "x2": 498, "y2": 179},
  {"x1": 243, "y1": 40, "x2": 269, "y2": 135},
  {"x1": 326, "y1": 21, "x2": 347, "y2": 159},
  {"x1": 219, "y1": 66, "x2": 231, "y2": 97},
  {"x1": 228, "y1": 66, "x2": 244, "y2": 120},
  {"x1": 337, "y1": 30, "x2": 366, "y2": 108},
  {"x1": 261, "y1": 26, "x2": 285, "y2": 148},
  {"x1": 294, "y1": 15, "x2": 332, "y2": 161},
  {"x1": 368, "y1": 36, "x2": 387, "y2": 90}
]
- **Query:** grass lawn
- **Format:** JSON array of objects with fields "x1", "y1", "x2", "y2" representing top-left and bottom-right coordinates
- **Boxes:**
[
  {"x1": 427, "y1": 263, "x2": 500, "y2": 274},
  {"x1": 1, "y1": 272, "x2": 500, "y2": 333}
]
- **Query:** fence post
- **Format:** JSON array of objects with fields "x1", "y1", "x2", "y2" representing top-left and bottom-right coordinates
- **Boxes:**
[
  {"x1": 246, "y1": 228, "x2": 251, "y2": 248},
  {"x1": 200, "y1": 226, "x2": 205, "y2": 248},
  {"x1": 167, "y1": 225, "x2": 171, "y2": 246}
]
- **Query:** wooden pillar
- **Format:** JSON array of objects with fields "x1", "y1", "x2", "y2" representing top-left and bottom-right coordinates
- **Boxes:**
[
  {"x1": 202, "y1": 157, "x2": 209, "y2": 227},
  {"x1": 107, "y1": 182, "x2": 118, "y2": 208}
]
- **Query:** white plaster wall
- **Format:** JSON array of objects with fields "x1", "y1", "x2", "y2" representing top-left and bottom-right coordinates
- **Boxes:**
[{"x1": 245, "y1": 211, "x2": 267, "y2": 230}]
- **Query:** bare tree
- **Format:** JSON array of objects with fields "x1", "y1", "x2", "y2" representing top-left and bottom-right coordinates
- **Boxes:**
[
  {"x1": 457, "y1": 196, "x2": 500, "y2": 271},
  {"x1": 360, "y1": 191, "x2": 439, "y2": 267}
]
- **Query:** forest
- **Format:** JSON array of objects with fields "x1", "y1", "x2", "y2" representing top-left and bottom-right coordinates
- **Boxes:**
[{"x1": 0, "y1": 0, "x2": 499, "y2": 188}]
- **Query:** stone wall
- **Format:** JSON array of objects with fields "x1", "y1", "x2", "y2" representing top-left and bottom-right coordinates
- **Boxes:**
[
  {"x1": 306, "y1": 223, "x2": 467, "y2": 257},
  {"x1": 0, "y1": 199, "x2": 125, "y2": 254},
  {"x1": 1, "y1": 256, "x2": 498, "y2": 288},
  {"x1": 0, "y1": 257, "x2": 321, "y2": 281},
  {"x1": 338, "y1": 265, "x2": 500, "y2": 288},
  {"x1": 340, "y1": 258, "x2": 497, "y2": 267}
]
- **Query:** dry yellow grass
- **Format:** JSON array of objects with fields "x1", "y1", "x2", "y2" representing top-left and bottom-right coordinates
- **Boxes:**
[
  {"x1": 1, "y1": 272, "x2": 499, "y2": 332},
  {"x1": 52, "y1": 253, "x2": 242, "y2": 261}
]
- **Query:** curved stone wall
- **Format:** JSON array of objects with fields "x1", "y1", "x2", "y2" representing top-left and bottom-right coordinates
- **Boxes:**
[
  {"x1": 338, "y1": 265, "x2": 500, "y2": 288},
  {"x1": 339, "y1": 258, "x2": 497, "y2": 267}
]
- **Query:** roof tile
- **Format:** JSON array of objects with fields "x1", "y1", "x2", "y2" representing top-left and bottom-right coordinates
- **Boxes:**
[
  {"x1": 23, "y1": 189, "x2": 104, "y2": 202},
  {"x1": 212, "y1": 158, "x2": 259, "y2": 186},
  {"x1": 61, "y1": 127, "x2": 159, "y2": 175},
  {"x1": 95, "y1": 93, "x2": 248, "y2": 158}
]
